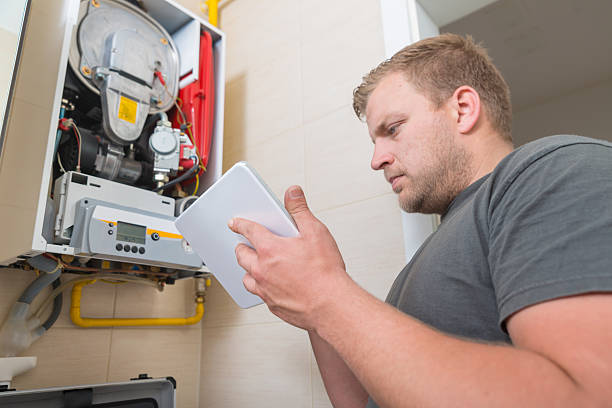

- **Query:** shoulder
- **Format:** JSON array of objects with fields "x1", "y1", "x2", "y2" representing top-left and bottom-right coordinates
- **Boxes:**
[{"x1": 488, "y1": 135, "x2": 612, "y2": 207}]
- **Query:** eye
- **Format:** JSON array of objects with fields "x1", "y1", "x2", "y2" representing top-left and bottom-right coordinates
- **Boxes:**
[{"x1": 387, "y1": 122, "x2": 402, "y2": 136}]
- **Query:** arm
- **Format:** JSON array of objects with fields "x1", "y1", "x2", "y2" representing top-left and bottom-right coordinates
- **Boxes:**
[
  {"x1": 230, "y1": 185, "x2": 612, "y2": 407},
  {"x1": 317, "y1": 278, "x2": 612, "y2": 408},
  {"x1": 309, "y1": 330, "x2": 368, "y2": 408}
]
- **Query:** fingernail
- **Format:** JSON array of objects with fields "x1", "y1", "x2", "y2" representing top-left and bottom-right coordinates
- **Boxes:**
[
  {"x1": 289, "y1": 187, "x2": 303, "y2": 198},
  {"x1": 228, "y1": 218, "x2": 234, "y2": 228}
]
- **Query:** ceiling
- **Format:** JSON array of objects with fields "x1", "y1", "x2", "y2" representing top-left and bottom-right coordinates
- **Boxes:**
[
  {"x1": 419, "y1": 0, "x2": 498, "y2": 27},
  {"x1": 439, "y1": 0, "x2": 612, "y2": 112}
]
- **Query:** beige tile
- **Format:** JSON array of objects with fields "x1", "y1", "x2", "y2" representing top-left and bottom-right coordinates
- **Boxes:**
[
  {"x1": 304, "y1": 105, "x2": 389, "y2": 211},
  {"x1": 199, "y1": 322, "x2": 311, "y2": 408},
  {"x1": 0, "y1": 98, "x2": 53, "y2": 209},
  {"x1": 11, "y1": 327, "x2": 111, "y2": 390},
  {"x1": 316, "y1": 193, "x2": 405, "y2": 281},
  {"x1": 222, "y1": 0, "x2": 301, "y2": 81},
  {"x1": 223, "y1": 42, "x2": 303, "y2": 152},
  {"x1": 223, "y1": 126, "x2": 305, "y2": 200},
  {"x1": 0, "y1": 270, "x2": 116, "y2": 330},
  {"x1": 174, "y1": 0, "x2": 207, "y2": 18},
  {"x1": 113, "y1": 278, "x2": 201, "y2": 329},
  {"x1": 0, "y1": 268, "x2": 36, "y2": 322},
  {"x1": 201, "y1": 277, "x2": 281, "y2": 329},
  {"x1": 108, "y1": 327, "x2": 201, "y2": 408},
  {"x1": 13, "y1": 0, "x2": 71, "y2": 111},
  {"x1": 49, "y1": 276, "x2": 117, "y2": 329},
  {"x1": 311, "y1": 351, "x2": 333, "y2": 408},
  {"x1": 0, "y1": 205, "x2": 37, "y2": 264},
  {"x1": 223, "y1": 74, "x2": 248, "y2": 155},
  {"x1": 300, "y1": 0, "x2": 385, "y2": 123}
]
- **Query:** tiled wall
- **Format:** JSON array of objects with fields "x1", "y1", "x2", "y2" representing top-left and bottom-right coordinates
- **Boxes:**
[
  {"x1": 0, "y1": 269, "x2": 202, "y2": 407},
  {"x1": 197, "y1": 0, "x2": 407, "y2": 407},
  {"x1": 0, "y1": 1, "x2": 405, "y2": 407}
]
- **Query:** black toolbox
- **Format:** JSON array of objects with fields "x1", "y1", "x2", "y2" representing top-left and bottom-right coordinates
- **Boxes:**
[{"x1": 0, "y1": 376, "x2": 175, "y2": 407}]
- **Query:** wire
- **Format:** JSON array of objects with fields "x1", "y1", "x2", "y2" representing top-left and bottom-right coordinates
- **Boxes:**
[
  {"x1": 42, "y1": 254, "x2": 174, "y2": 278},
  {"x1": 156, "y1": 71, "x2": 207, "y2": 178},
  {"x1": 57, "y1": 118, "x2": 82, "y2": 172},
  {"x1": 61, "y1": 264, "x2": 174, "y2": 277},
  {"x1": 57, "y1": 153, "x2": 67, "y2": 173},
  {"x1": 192, "y1": 173, "x2": 199, "y2": 196},
  {"x1": 72, "y1": 124, "x2": 82, "y2": 172}
]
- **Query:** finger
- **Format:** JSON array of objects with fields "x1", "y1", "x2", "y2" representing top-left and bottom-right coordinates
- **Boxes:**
[
  {"x1": 242, "y1": 272, "x2": 260, "y2": 296},
  {"x1": 284, "y1": 185, "x2": 316, "y2": 229},
  {"x1": 228, "y1": 217, "x2": 273, "y2": 249},
  {"x1": 235, "y1": 243, "x2": 258, "y2": 272}
]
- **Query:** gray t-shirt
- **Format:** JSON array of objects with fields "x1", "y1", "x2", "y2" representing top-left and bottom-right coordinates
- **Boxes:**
[{"x1": 366, "y1": 135, "x2": 612, "y2": 408}]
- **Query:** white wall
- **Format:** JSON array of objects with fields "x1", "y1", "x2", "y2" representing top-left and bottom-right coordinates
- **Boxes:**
[{"x1": 513, "y1": 77, "x2": 612, "y2": 146}]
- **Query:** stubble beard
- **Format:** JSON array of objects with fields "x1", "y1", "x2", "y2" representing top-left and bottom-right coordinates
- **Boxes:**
[{"x1": 397, "y1": 119, "x2": 474, "y2": 215}]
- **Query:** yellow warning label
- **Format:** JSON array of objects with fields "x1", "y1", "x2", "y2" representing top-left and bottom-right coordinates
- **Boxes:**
[{"x1": 118, "y1": 96, "x2": 138, "y2": 124}]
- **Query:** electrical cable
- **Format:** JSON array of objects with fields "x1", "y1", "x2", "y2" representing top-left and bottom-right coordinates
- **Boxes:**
[
  {"x1": 42, "y1": 254, "x2": 174, "y2": 278},
  {"x1": 156, "y1": 71, "x2": 207, "y2": 177},
  {"x1": 56, "y1": 118, "x2": 82, "y2": 172},
  {"x1": 72, "y1": 123, "x2": 82, "y2": 172},
  {"x1": 192, "y1": 173, "x2": 199, "y2": 196},
  {"x1": 57, "y1": 153, "x2": 67, "y2": 173}
]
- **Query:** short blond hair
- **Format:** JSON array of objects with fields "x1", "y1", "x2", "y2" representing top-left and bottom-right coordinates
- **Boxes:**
[{"x1": 353, "y1": 33, "x2": 512, "y2": 141}]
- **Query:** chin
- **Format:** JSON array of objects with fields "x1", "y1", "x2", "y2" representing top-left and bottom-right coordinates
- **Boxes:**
[{"x1": 398, "y1": 193, "x2": 441, "y2": 215}]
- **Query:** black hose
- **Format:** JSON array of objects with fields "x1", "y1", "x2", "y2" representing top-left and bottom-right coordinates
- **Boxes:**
[
  {"x1": 41, "y1": 277, "x2": 62, "y2": 331},
  {"x1": 153, "y1": 155, "x2": 200, "y2": 192}
]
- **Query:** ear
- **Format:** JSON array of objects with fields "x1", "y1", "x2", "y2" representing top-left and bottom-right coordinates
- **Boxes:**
[{"x1": 451, "y1": 86, "x2": 481, "y2": 134}]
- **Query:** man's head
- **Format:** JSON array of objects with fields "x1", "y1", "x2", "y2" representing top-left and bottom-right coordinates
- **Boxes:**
[{"x1": 353, "y1": 34, "x2": 513, "y2": 214}]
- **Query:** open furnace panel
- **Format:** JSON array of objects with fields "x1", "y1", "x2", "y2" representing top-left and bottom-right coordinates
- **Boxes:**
[{"x1": 0, "y1": 0, "x2": 225, "y2": 276}]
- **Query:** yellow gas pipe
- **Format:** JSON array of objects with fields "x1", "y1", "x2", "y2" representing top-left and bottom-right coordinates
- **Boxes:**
[
  {"x1": 207, "y1": 0, "x2": 219, "y2": 27},
  {"x1": 70, "y1": 280, "x2": 205, "y2": 328}
]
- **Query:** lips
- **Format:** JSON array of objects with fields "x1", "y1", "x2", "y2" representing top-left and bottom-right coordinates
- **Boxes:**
[{"x1": 389, "y1": 175, "x2": 402, "y2": 191}]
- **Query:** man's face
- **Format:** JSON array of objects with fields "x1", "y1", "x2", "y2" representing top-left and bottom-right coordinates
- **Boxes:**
[{"x1": 365, "y1": 72, "x2": 472, "y2": 214}]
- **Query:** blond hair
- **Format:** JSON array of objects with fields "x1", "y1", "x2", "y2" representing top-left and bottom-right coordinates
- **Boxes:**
[{"x1": 353, "y1": 34, "x2": 512, "y2": 141}]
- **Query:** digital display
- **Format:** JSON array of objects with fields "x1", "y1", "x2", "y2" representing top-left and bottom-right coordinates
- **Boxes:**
[{"x1": 116, "y1": 221, "x2": 146, "y2": 244}]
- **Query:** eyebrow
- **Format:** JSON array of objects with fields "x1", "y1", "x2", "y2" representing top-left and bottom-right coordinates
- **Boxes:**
[
  {"x1": 374, "y1": 121, "x2": 389, "y2": 137},
  {"x1": 373, "y1": 113, "x2": 405, "y2": 136}
]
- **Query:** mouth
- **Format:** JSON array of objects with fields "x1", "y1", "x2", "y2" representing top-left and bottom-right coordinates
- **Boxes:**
[{"x1": 388, "y1": 175, "x2": 403, "y2": 191}]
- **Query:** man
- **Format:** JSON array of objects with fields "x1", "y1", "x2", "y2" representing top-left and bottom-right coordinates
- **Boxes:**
[{"x1": 229, "y1": 34, "x2": 612, "y2": 407}]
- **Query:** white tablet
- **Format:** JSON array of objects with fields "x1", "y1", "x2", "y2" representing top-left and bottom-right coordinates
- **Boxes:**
[{"x1": 175, "y1": 161, "x2": 299, "y2": 308}]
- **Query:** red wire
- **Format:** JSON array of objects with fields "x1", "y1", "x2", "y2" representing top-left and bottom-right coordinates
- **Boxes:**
[
  {"x1": 72, "y1": 126, "x2": 81, "y2": 169},
  {"x1": 154, "y1": 70, "x2": 166, "y2": 86}
]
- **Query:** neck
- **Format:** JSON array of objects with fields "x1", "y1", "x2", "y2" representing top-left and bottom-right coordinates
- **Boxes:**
[{"x1": 467, "y1": 134, "x2": 514, "y2": 185}]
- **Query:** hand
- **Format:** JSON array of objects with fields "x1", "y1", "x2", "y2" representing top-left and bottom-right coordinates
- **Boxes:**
[{"x1": 229, "y1": 185, "x2": 351, "y2": 331}]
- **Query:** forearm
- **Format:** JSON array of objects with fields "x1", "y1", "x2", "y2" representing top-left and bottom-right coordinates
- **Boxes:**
[
  {"x1": 309, "y1": 330, "x2": 369, "y2": 408},
  {"x1": 317, "y1": 279, "x2": 588, "y2": 408}
]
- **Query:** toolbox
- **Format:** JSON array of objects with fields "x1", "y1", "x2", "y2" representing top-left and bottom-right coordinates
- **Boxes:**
[{"x1": 0, "y1": 375, "x2": 175, "y2": 407}]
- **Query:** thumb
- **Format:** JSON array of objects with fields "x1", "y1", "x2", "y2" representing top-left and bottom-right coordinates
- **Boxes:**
[{"x1": 284, "y1": 185, "x2": 313, "y2": 226}]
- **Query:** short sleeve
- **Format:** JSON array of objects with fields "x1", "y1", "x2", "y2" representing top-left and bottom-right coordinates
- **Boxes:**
[{"x1": 488, "y1": 142, "x2": 612, "y2": 329}]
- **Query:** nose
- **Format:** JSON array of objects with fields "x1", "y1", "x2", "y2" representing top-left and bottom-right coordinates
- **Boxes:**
[{"x1": 371, "y1": 141, "x2": 394, "y2": 170}]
